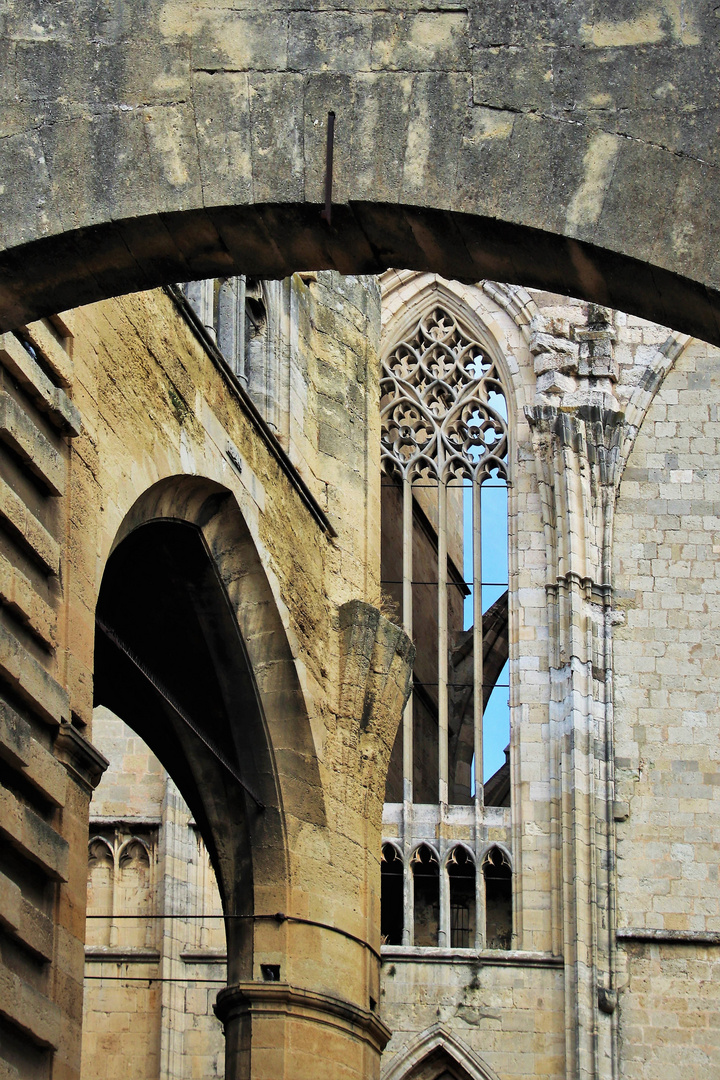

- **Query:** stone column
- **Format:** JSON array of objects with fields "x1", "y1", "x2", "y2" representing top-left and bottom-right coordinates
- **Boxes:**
[
  {"x1": 526, "y1": 307, "x2": 622, "y2": 1080},
  {"x1": 215, "y1": 600, "x2": 414, "y2": 1080}
]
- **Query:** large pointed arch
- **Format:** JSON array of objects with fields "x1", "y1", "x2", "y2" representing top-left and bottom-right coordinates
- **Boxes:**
[
  {"x1": 94, "y1": 474, "x2": 325, "y2": 982},
  {"x1": 382, "y1": 1024, "x2": 501, "y2": 1080}
]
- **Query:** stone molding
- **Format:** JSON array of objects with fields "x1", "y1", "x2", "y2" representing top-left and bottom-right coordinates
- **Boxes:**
[
  {"x1": 381, "y1": 1022, "x2": 501, "y2": 1080},
  {"x1": 617, "y1": 928, "x2": 720, "y2": 947},
  {"x1": 54, "y1": 721, "x2": 109, "y2": 795},
  {"x1": 85, "y1": 946, "x2": 161, "y2": 962},
  {"x1": 380, "y1": 947, "x2": 562, "y2": 968},
  {"x1": 214, "y1": 981, "x2": 392, "y2": 1054}
]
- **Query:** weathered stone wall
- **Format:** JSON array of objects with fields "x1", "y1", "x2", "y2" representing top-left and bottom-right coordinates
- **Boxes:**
[
  {"x1": 3, "y1": 267, "x2": 720, "y2": 1080},
  {"x1": 83, "y1": 709, "x2": 226, "y2": 1080},
  {"x1": 614, "y1": 334, "x2": 720, "y2": 1077},
  {"x1": 0, "y1": 274, "x2": 415, "y2": 1080},
  {"x1": 380, "y1": 956, "x2": 565, "y2": 1079}
]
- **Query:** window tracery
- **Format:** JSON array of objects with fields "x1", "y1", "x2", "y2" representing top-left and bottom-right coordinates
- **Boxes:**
[
  {"x1": 380, "y1": 284, "x2": 514, "y2": 955},
  {"x1": 381, "y1": 307, "x2": 508, "y2": 485},
  {"x1": 380, "y1": 304, "x2": 510, "y2": 808}
]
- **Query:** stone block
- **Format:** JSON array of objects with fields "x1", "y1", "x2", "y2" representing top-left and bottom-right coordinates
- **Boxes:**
[
  {"x1": 0, "y1": 392, "x2": 65, "y2": 495},
  {"x1": 0, "y1": 614, "x2": 69, "y2": 725},
  {"x1": 0, "y1": 334, "x2": 81, "y2": 436}
]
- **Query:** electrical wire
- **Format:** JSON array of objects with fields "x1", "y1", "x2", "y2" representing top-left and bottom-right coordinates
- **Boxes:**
[{"x1": 95, "y1": 614, "x2": 265, "y2": 810}]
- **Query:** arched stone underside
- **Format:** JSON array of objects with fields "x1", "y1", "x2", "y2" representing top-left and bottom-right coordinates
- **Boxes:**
[
  {"x1": 95, "y1": 476, "x2": 328, "y2": 978},
  {"x1": 93, "y1": 475, "x2": 414, "y2": 1080},
  {"x1": 2, "y1": 204, "x2": 720, "y2": 346},
  {"x1": 1, "y1": 0, "x2": 720, "y2": 341}
]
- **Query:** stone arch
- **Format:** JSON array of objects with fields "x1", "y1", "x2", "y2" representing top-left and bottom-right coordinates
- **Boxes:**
[
  {"x1": 382, "y1": 1024, "x2": 501, "y2": 1080},
  {"x1": 2, "y1": 209, "x2": 719, "y2": 352},
  {"x1": 410, "y1": 841, "x2": 441, "y2": 865},
  {"x1": 478, "y1": 841, "x2": 512, "y2": 869},
  {"x1": 620, "y1": 330, "x2": 692, "y2": 474},
  {"x1": 444, "y1": 842, "x2": 476, "y2": 870},
  {"x1": 2, "y1": 0, "x2": 720, "y2": 336},
  {"x1": 94, "y1": 473, "x2": 325, "y2": 982}
]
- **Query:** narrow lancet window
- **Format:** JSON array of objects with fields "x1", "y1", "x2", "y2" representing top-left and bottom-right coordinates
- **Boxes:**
[
  {"x1": 87, "y1": 838, "x2": 114, "y2": 948},
  {"x1": 380, "y1": 305, "x2": 509, "y2": 808},
  {"x1": 380, "y1": 843, "x2": 404, "y2": 946},
  {"x1": 483, "y1": 846, "x2": 512, "y2": 949},
  {"x1": 448, "y1": 846, "x2": 476, "y2": 948},
  {"x1": 411, "y1": 844, "x2": 440, "y2": 946},
  {"x1": 117, "y1": 839, "x2": 153, "y2": 949}
]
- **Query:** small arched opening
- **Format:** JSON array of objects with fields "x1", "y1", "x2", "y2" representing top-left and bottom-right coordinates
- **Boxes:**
[
  {"x1": 116, "y1": 839, "x2": 153, "y2": 950},
  {"x1": 86, "y1": 839, "x2": 114, "y2": 949},
  {"x1": 411, "y1": 844, "x2": 440, "y2": 947},
  {"x1": 482, "y1": 847, "x2": 512, "y2": 950},
  {"x1": 447, "y1": 847, "x2": 476, "y2": 950},
  {"x1": 381, "y1": 843, "x2": 405, "y2": 946}
]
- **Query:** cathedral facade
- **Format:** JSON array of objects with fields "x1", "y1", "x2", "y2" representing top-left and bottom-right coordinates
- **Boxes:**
[{"x1": 11, "y1": 269, "x2": 709, "y2": 1080}]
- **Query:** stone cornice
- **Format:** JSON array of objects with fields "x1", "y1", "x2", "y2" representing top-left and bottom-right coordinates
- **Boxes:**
[
  {"x1": 214, "y1": 982, "x2": 392, "y2": 1053},
  {"x1": 617, "y1": 928, "x2": 720, "y2": 947}
]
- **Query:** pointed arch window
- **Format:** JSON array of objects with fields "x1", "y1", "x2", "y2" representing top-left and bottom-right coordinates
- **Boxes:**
[
  {"x1": 411, "y1": 844, "x2": 440, "y2": 947},
  {"x1": 447, "y1": 846, "x2": 476, "y2": 949},
  {"x1": 482, "y1": 846, "x2": 512, "y2": 950},
  {"x1": 380, "y1": 305, "x2": 510, "y2": 807},
  {"x1": 87, "y1": 838, "x2": 114, "y2": 948},
  {"x1": 380, "y1": 843, "x2": 404, "y2": 946},
  {"x1": 117, "y1": 839, "x2": 153, "y2": 949}
]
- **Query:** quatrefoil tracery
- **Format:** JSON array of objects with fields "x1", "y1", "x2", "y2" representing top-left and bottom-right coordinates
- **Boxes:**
[{"x1": 381, "y1": 307, "x2": 508, "y2": 483}]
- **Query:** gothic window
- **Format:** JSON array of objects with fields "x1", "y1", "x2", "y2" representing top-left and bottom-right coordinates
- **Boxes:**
[
  {"x1": 447, "y1": 846, "x2": 476, "y2": 949},
  {"x1": 86, "y1": 829, "x2": 156, "y2": 951},
  {"x1": 411, "y1": 844, "x2": 440, "y2": 947},
  {"x1": 87, "y1": 838, "x2": 114, "y2": 948},
  {"x1": 482, "y1": 846, "x2": 512, "y2": 950},
  {"x1": 380, "y1": 843, "x2": 404, "y2": 946},
  {"x1": 116, "y1": 839, "x2": 153, "y2": 949},
  {"x1": 380, "y1": 305, "x2": 510, "y2": 807}
]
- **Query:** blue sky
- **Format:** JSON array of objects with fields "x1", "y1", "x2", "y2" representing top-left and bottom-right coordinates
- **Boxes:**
[{"x1": 463, "y1": 483, "x2": 509, "y2": 782}]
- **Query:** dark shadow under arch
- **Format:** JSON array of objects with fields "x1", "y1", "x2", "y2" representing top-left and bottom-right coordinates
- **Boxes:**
[
  {"x1": 1, "y1": 203, "x2": 720, "y2": 347},
  {"x1": 95, "y1": 517, "x2": 274, "y2": 978},
  {"x1": 92, "y1": 470, "x2": 328, "y2": 987}
]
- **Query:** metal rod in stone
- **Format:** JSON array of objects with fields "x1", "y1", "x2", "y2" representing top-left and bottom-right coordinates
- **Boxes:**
[{"x1": 320, "y1": 111, "x2": 336, "y2": 227}]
